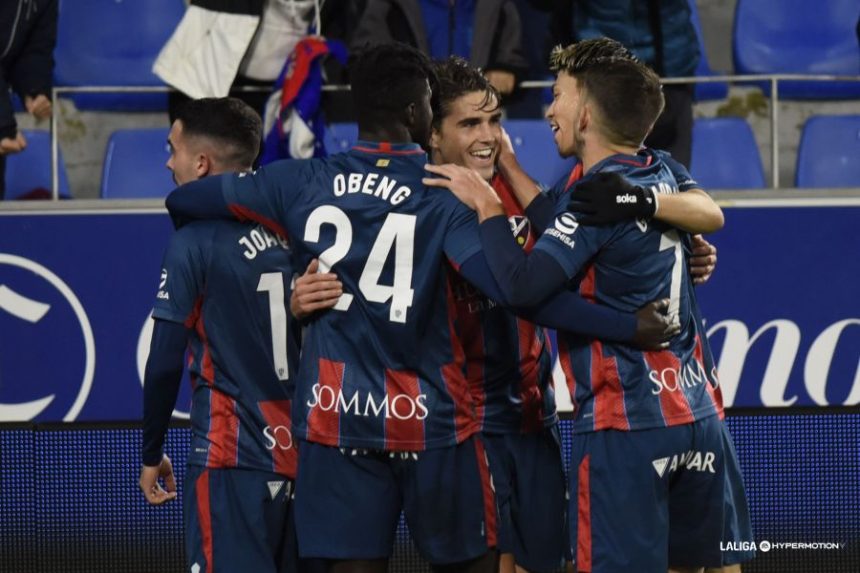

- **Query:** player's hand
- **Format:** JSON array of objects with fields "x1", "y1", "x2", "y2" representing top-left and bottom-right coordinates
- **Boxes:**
[
  {"x1": 567, "y1": 172, "x2": 657, "y2": 225},
  {"x1": 485, "y1": 69, "x2": 516, "y2": 95},
  {"x1": 290, "y1": 259, "x2": 342, "y2": 320},
  {"x1": 423, "y1": 163, "x2": 503, "y2": 218},
  {"x1": 139, "y1": 454, "x2": 177, "y2": 505},
  {"x1": 689, "y1": 235, "x2": 717, "y2": 285},
  {"x1": 632, "y1": 299, "x2": 680, "y2": 350},
  {"x1": 24, "y1": 94, "x2": 52, "y2": 120},
  {"x1": 0, "y1": 131, "x2": 27, "y2": 155}
]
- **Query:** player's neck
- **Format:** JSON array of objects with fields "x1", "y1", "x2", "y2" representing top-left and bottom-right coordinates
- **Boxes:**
[
  {"x1": 581, "y1": 140, "x2": 640, "y2": 173},
  {"x1": 357, "y1": 124, "x2": 414, "y2": 145}
]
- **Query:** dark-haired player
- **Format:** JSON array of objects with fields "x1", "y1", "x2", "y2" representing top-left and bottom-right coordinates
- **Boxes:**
[
  {"x1": 139, "y1": 97, "x2": 336, "y2": 573},
  {"x1": 428, "y1": 39, "x2": 748, "y2": 573}
]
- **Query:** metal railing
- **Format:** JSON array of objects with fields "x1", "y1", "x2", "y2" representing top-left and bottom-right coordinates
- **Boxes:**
[{"x1": 45, "y1": 73, "x2": 860, "y2": 200}]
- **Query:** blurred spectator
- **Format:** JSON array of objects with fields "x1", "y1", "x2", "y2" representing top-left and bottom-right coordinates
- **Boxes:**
[
  {"x1": 0, "y1": 0, "x2": 58, "y2": 200},
  {"x1": 555, "y1": 0, "x2": 700, "y2": 167},
  {"x1": 154, "y1": 0, "x2": 363, "y2": 122},
  {"x1": 352, "y1": 0, "x2": 528, "y2": 97}
]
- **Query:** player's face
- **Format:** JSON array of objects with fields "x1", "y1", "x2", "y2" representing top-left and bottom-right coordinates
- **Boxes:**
[
  {"x1": 546, "y1": 72, "x2": 587, "y2": 158},
  {"x1": 430, "y1": 90, "x2": 501, "y2": 182},
  {"x1": 409, "y1": 80, "x2": 434, "y2": 149},
  {"x1": 166, "y1": 120, "x2": 204, "y2": 185}
]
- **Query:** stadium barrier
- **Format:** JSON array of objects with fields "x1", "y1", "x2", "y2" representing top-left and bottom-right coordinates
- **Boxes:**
[
  {"x1": 43, "y1": 73, "x2": 860, "y2": 199},
  {"x1": 0, "y1": 411, "x2": 858, "y2": 573}
]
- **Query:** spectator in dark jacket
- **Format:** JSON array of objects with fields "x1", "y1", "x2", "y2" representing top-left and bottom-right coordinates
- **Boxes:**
[
  {"x1": 352, "y1": 0, "x2": 527, "y2": 97},
  {"x1": 554, "y1": 0, "x2": 700, "y2": 167},
  {"x1": 1, "y1": 0, "x2": 58, "y2": 199}
]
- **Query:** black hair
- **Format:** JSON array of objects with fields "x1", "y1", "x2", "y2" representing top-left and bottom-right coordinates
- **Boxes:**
[
  {"x1": 174, "y1": 97, "x2": 262, "y2": 170},
  {"x1": 430, "y1": 56, "x2": 500, "y2": 129},
  {"x1": 349, "y1": 42, "x2": 436, "y2": 122}
]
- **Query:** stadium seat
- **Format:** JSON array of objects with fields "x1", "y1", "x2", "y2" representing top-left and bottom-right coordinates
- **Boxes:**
[
  {"x1": 4, "y1": 130, "x2": 71, "y2": 200},
  {"x1": 100, "y1": 129, "x2": 175, "y2": 199},
  {"x1": 323, "y1": 122, "x2": 359, "y2": 155},
  {"x1": 796, "y1": 115, "x2": 860, "y2": 188},
  {"x1": 733, "y1": 0, "x2": 860, "y2": 99},
  {"x1": 501, "y1": 119, "x2": 576, "y2": 188},
  {"x1": 687, "y1": 0, "x2": 728, "y2": 101},
  {"x1": 690, "y1": 118, "x2": 766, "y2": 189},
  {"x1": 55, "y1": 0, "x2": 185, "y2": 111}
]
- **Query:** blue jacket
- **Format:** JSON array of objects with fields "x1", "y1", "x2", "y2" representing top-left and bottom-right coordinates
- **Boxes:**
[
  {"x1": 571, "y1": 0, "x2": 700, "y2": 78},
  {"x1": 0, "y1": 0, "x2": 57, "y2": 139}
]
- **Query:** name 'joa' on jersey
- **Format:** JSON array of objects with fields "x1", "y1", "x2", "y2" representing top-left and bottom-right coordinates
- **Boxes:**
[
  {"x1": 219, "y1": 141, "x2": 485, "y2": 451},
  {"x1": 537, "y1": 150, "x2": 725, "y2": 434}
]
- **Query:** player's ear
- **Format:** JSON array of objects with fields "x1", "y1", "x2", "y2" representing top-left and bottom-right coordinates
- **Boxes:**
[
  {"x1": 429, "y1": 126, "x2": 441, "y2": 151},
  {"x1": 195, "y1": 153, "x2": 211, "y2": 179}
]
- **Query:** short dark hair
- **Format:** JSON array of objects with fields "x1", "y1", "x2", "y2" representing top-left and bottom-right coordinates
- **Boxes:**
[
  {"x1": 550, "y1": 38, "x2": 665, "y2": 148},
  {"x1": 431, "y1": 56, "x2": 500, "y2": 129},
  {"x1": 174, "y1": 97, "x2": 262, "y2": 170},
  {"x1": 349, "y1": 42, "x2": 436, "y2": 122}
]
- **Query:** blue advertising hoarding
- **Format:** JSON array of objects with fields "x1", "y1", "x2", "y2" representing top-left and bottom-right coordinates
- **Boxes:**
[{"x1": 0, "y1": 200, "x2": 857, "y2": 422}]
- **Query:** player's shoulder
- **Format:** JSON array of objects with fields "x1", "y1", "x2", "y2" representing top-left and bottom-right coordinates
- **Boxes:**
[{"x1": 170, "y1": 221, "x2": 219, "y2": 250}]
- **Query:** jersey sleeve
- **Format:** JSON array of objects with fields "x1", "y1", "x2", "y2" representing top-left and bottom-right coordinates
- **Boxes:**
[
  {"x1": 532, "y1": 205, "x2": 616, "y2": 280},
  {"x1": 151, "y1": 224, "x2": 212, "y2": 325},
  {"x1": 220, "y1": 160, "x2": 309, "y2": 237},
  {"x1": 657, "y1": 150, "x2": 699, "y2": 192},
  {"x1": 442, "y1": 199, "x2": 483, "y2": 266}
]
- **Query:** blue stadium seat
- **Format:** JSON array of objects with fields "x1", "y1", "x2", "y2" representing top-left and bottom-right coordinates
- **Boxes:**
[
  {"x1": 690, "y1": 118, "x2": 766, "y2": 189},
  {"x1": 796, "y1": 115, "x2": 860, "y2": 188},
  {"x1": 4, "y1": 130, "x2": 71, "y2": 200},
  {"x1": 687, "y1": 0, "x2": 728, "y2": 101},
  {"x1": 100, "y1": 129, "x2": 175, "y2": 199},
  {"x1": 55, "y1": 0, "x2": 185, "y2": 111},
  {"x1": 323, "y1": 123, "x2": 359, "y2": 155},
  {"x1": 733, "y1": 0, "x2": 860, "y2": 99},
  {"x1": 502, "y1": 119, "x2": 576, "y2": 187}
]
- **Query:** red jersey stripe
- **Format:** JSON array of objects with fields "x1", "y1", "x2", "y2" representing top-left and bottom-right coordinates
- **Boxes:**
[
  {"x1": 352, "y1": 145, "x2": 424, "y2": 156},
  {"x1": 306, "y1": 358, "x2": 345, "y2": 446},
  {"x1": 384, "y1": 369, "x2": 426, "y2": 449},
  {"x1": 565, "y1": 163, "x2": 585, "y2": 193},
  {"x1": 576, "y1": 454, "x2": 592, "y2": 572},
  {"x1": 580, "y1": 265, "x2": 597, "y2": 302},
  {"x1": 206, "y1": 390, "x2": 239, "y2": 467},
  {"x1": 195, "y1": 470, "x2": 214, "y2": 573},
  {"x1": 442, "y1": 280, "x2": 478, "y2": 443},
  {"x1": 590, "y1": 342, "x2": 629, "y2": 430},
  {"x1": 517, "y1": 317, "x2": 544, "y2": 433},
  {"x1": 472, "y1": 437, "x2": 498, "y2": 548},
  {"x1": 228, "y1": 204, "x2": 290, "y2": 242},
  {"x1": 695, "y1": 335, "x2": 725, "y2": 418},
  {"x1": 258, "y1": 400, "x2": 298, "y2": 478},
  {"x1": 643, "y1": 350, "x2": 696, "y2": 425}
]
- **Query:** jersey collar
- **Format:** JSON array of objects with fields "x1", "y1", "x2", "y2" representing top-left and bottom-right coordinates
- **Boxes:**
[
  {"x1": 587, "y1": 149, "x2": 654, "y2": 174},
  {"x1": 351, "y1": 140, "x2": 426, "y2": 156}
]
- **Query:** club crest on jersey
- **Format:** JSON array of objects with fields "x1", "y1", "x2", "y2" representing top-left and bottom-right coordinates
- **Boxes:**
[{"x1": 508, "y1": 215, "x2": 531, "y2": 247}]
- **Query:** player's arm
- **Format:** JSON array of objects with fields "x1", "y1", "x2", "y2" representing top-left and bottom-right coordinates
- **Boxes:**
[
  {"x1": 567, "y1": 169, "x2": 724, "y2": 235},
  {"x1": 496, "y1": 128, "x2": 557, "y2": 234},
  {"x1": 139, "y1": 226, "x2": 209, "y2": 505},
  {"x1": 428, "y1": 163, "x2": 582, "y2": 307},
  {"x1": 139, "y1": 318, "x2": 186, "y2": 505},
  {"x1": 166, "y1": 162, "x2": 299, "y2": 235}
]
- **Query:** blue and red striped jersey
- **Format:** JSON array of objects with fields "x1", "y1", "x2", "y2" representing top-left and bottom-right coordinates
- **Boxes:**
[
  {"x1": 215, "y1": 142, "x2": 484, "y2": 451},
  {"x1": 450, "y1": 174, "x2": 556, "y2": 434},
  {"x1": 152, "y1": 221, "x2": 300, "y2": 477},
  {"x1": 536, "y1": 150, "x2": 723, "y2": 434}
]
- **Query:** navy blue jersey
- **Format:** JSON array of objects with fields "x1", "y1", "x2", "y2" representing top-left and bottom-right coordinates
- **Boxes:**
[
  {"x1": 152, "y1": 221, "x2": 300, "y2": 477},
  {"x1": 452, "y1": 174, "x2": 556, "y2": 434},
  {"x1": 216, "y1": 142, "x2": 483, "y2": 451},
  {"x1": 535, "y1": 150, "x2": 723, "y2": 434}
]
